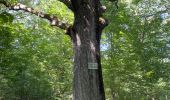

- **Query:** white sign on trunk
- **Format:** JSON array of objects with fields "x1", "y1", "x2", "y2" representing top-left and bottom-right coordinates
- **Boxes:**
[{"x1": 88, "y1": 62, "x2": 98, "y2": 69}]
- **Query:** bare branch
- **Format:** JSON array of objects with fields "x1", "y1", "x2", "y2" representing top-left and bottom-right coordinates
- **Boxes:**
[
  {"x1": 58, "y1": 0, "x2": 73, "y2": 10},
  {"x1": 0, "y1": 1, "x2": 71, "y2": 30}
]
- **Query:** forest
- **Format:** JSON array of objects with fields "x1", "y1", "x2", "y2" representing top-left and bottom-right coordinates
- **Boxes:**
[{"x1": 0, "y1": 0, "x2": 170, "y2": 100}]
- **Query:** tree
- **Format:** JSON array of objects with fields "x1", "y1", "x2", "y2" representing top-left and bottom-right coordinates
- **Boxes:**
[
  {"x1": 0, "y1": 0, "x2": 108, "y2": 99},
  {"x1": 102, "y1": 0, "x2": 170, "y2": 99},
  {"x1": 0, "y1": 10, "x2": 73, "y2": 99}
]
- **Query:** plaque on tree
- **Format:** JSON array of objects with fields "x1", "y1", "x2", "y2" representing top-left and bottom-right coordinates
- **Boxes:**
[{"x1": 88, "y1": 63, "x2": 98, "y2": 69}]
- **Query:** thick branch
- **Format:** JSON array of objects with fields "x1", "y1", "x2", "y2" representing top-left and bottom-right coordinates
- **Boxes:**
[
  {"x1": 58, "y1": 0, "x2": 73, "y2": 10},
  {"x1": 0, "y1": 1, "x2": 71, "y2": 30}
]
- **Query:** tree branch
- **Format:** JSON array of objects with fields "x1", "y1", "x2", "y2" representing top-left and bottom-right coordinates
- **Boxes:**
[
  {"x1": 58, "y1": 0, "x2": 73, "y2": 10},
  {"x1": 0, "y1": 1, "x2": 71, "y2": 30}
]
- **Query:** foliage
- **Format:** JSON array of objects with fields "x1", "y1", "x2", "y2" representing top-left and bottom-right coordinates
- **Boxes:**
[
  {"x1": 0, "y1": 1, "x2": 73, "y2": 99},
  {"x1": 102, "y1": 0, "x2": 170, "y2": 99}
]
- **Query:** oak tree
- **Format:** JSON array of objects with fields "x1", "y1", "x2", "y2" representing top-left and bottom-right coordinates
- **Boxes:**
[{"x1": 0, "y1": 0, "x2": 108, "y2": 100}]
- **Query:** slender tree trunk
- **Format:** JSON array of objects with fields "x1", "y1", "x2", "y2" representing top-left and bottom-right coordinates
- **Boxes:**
[
  {"x1": 110, "y1": 88, "x2": 116, "y2": 100},
  {"x1": 165, "y1": 95, "x2": 168, "y2": 100},
  {"x1": 69, "y1": 0, "x2": 106, "y2": 100}
]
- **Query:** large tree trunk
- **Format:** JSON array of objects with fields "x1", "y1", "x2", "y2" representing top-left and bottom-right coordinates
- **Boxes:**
[{"x1": 69, "y1": 0, "x2": 106, "y2": 100}]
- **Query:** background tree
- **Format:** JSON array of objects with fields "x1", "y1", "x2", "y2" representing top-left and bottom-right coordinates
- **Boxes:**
[{"x1": 102, "y1": 0, "x2": 170, "y2": 99}]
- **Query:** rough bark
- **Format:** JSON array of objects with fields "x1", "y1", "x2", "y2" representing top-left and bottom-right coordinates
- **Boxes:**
[{"x1": 68, "y1": 0, "x2": 107, "y2": 100}]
